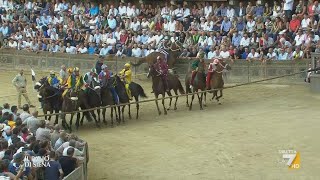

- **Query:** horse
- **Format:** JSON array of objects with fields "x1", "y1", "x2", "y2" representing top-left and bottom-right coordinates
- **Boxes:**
[
  {"x1": 81, "y1": 79, "x2": 102, "y2": 128},
  {"x1": 165, "y1": 73, "x2": 185, "y2": 110},
  {"x1": 208, "y1": 60, "x2": 232, "y2": 104},
  {"x1": 147, "y1": 65, "x2": 167, "y2": 115},
  {"x1": 185, "y1": 61, "x2": 207, "y2": 110},
  {"x1": 111, "y1": 74, "x2": 147, "y2": 120},
  {"x1": 35, "y1": 77, "x2": 62, "y2": 125},
  {"x1": 130, "y1": 42, "x2": 182, "y2": 68},
  {"x1": 100, "y1": 79, "x2": 118, "y2": 127},
  {"x1": 61, "y1": 89, "x2": 81, "y2": 132}
]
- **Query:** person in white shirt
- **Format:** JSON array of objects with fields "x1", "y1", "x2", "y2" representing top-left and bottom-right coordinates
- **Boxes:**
[
  {"x1": 301, "y1": 14, "x2": 310, "y2": 29},
  {"x1": 240, "y1": 33, "x2": 250, "y2": 47},
  {"x1": 219, "y1": 46, "x2": 230, "y2": 59},
  {"x1": 183, "y1": 3, "x2": 190, "y2": 18},
  {"x1": 115, "y1": 47, "x2": 124, "y2": 57},
  {"x1": 174, "y1": 4, "x2": 184, "y2": 19},
  {"x1": 101, "y1": 30, "x2": 108, "y2": 44},
  {"x1": 204, "y1": 2, "x2": 212, "y2": 18},
  {"x1": 246, "y1": 18, "x2": 255, "y2": 33},
  {"x1": 161, "y1": 4, "x2": 170, "y2": 19},
  {"x1": 131, "y1": 44, "x2": 142, "y2": 57},
  {"x1": 130, "y1": 18, "x2": 141, "y2": 32},
  {"x1": 207, "y1": 47, "x2": 216, "y2": 59},
  {"x1": 168, "y1": 18, "x2": 176, "y2": 32},
  {"x1": 283, "y1": 0, "x2": 294, "y2": 19},
  {"x1": 226, "y1": 6, "x2": 235, "y2": 21},
  {"x1": 140, "y1": 18, "x2": 149, "y2": 30},
  {"x1": 294, "y1": 30, "x2": 306, "y2": 47},
  {"x1": 266, "y1": 48, "x2": 277, "y2": 60},
  {"x1": 93, "y1": 31, "x2": 102, "y2": 45},
  {"x1": 77, "y1": 44, "x2": 88, "y2": 54},
  {"x1": 126, "y1": 3, "x2": 134, "y2": 17},
  {"x1": 246, "y1": 48, "x2": 260, "y2": 61},
  {"x1": 118, "y1": 2, "x2": 127, "y2": 16},
  {"x1": 99, "y1": 44, "x2": 110, "y2": 56},
  {"x1": 163, "y1": 18, "x2": 169, "y2": 31},
  {"x1": 106, "y1": 34, "x2": 116, "y2": 48},
  {"x1": 8, "y1": 39, "x2": 17, "y2": 49},
  {"x1": 65, "y1": 43, "x2": 76, "y2": 54},
  {"x1": 109, "y1": 5, "x2": 118, "y2": 16}
]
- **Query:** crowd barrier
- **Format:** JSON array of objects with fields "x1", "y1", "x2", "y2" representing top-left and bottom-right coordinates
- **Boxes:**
[
  {"x1": 0, "y1": 49, "x2": 311, "y2": 84},
  {"x1": 62, "y1": 142, "x2": 89, "y2": 180}
]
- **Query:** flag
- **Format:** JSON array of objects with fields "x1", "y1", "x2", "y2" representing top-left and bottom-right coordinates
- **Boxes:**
[{"x1": 31, "y1": 68, "x2": 36, "y2": 82}]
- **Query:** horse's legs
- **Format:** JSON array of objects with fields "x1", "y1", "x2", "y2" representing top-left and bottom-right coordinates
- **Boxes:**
[
  {"x1": 102, "y1": 108, "x2": 107, "y2": 124},
  {"x1": 189, "y1": 92, "x2": 195, "y2": 111},
  {"x1": 90, "y1": 110, "x2": 100, "y2": 127},
  {"x1": 154, "y1": 94, "x2": 161, "y2": 115},
  {"x1": 54, "y1": 110, "x2": 59, "y2": 125},
  {"x1": 135, "y1": 96, "x2": 139, "y2": 119},
  {"x1": 121, "y1": 106, "x2": 125, "y2": 123},
  {"x1": 117, "y1": 106, "x2": 121, "y2": 125},
  {"x1": 111, "y1": 107, "x2": 114, "y2": 127},
  {"x1": 203, "y1": 92, "x2": 207, "y2": 107},
  {"x1": 196, "y1": 91, "x2": 202, "y2": 110},
  {"x1": 216, "y1": 90, "x2": 223, "y2": 104},
  {"x1": 186, "y1": 94, "x2": 189, "y2": 107},
  {"x1": 61, "y1": 114, "x2": 68, "y2": 130},
  {"x1": 69, "y1": 113, "x2": 74, "y2": 133},
  {"x1": 162, "y1": 93, "x2": 167, "y2": 115},
  {"x1": 48, "y1": 109, "x2": 53, "y2": 121},
  {"x1": 43, "y1": 110, "x2": 48, "y2": 121},
  {"x1": 166, "y1": 91, "x2": 173, "y2": 110},
  {"x1": 128, "y1": 104, "x2": 132, "y2": 119},
  {"x1": 173, "y1": 90, "x2": 178, "y2": 110},
  {"x1": 97, "y1": 109, "x2": 101, "y2": 123},
  {"x1": 76, "y1": 112, "x2": 81, "y2": 130},
  {"x1": 199, "y1": 92, "x2": 203, "y2": 110},
  {"x1": 80, "y1": 113, "x2": 85, "y2": 126},
  {"x1": 212, "y1": 90, "x2": 217, "y2": 100}
]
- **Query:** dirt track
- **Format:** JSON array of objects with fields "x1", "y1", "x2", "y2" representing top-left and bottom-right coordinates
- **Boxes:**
[{"x1": 1, "y1": 71, "x2": 320, "y2": 179}]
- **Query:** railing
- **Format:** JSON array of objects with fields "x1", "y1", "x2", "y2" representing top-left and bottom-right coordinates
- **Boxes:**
[
  {"x1": 62, "y1": 142, "x2": 89, "y2": 180},
  {"x1": 0, "y1": 49, "x2": 311, "y2": 84}
]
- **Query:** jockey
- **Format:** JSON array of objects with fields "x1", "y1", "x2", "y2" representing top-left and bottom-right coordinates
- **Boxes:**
[
  {"x1": 119, "y1": 63, "x2": 133, "y2": 100},
  {"x1": 48, "y1": 71, "x2": 62, "y2": 89},
  {"x1": 83, "y1": 68, "x2": 99, "y2": 91},
  {"x1": 154, "y1": 56, "x2": 169, "y2": 92},
  {"x1": 206, "y1": 59, "x2": 220, "y2": 89},
  {"x1": 62, "y1": 67, "x2": 84, "y2": 97},
  {"x1": 190, "y1": 58, "x2": 206, "y2": 89},
  {"x1": 99, "y1": 65, "x2": 119, "y2": 104}
]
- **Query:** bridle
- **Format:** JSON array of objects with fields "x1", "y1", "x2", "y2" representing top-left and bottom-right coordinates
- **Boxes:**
[{"x1": 214, "y1": 61, "x2": 229, "y2": 74}]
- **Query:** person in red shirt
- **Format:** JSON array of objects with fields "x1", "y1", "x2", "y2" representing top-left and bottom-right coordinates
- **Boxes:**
[
  {"x1": 289, "y1": 14, "x2": 301, "y2": 38},
  {"x1": 206, "y1": 59, "x2": 220, "y2": 89},
  {"x1": 119, "y1": 30, "x2": 129, "y2": 45},
  {"x1": 153, "y1": 56, "x2": 169, "y2": 92}
]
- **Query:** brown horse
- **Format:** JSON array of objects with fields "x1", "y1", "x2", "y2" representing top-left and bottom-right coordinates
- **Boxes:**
[
  {"x1": 208, "y1": 60, "x2": 231, "y2": 104},
  {"x1": 131, "y1": 42, "x2": 182, "y2": 68},
  {"x1": 166, "y1": 73, "x2": 185, "y2": 110},
  {"x1": 61, "y1": 89, "x2": 81, "y2": 132},
  {"x1": 147, "y1": 65, "x2": 167, "y2": 115},
  {"x1": 185, "y1": 60, "x2": 207, "y2": 110}
]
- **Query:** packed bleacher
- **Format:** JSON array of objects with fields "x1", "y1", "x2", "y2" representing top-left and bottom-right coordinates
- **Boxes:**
[
  {"x1": 0, "y1": 0, "x2": 318, "y2": 63},
  {"x1": 0, "y1": 103, "x2": 86, "y2": 179}
]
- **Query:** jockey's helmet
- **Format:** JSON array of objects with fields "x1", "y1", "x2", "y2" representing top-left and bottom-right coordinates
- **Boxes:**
[
  {"x1": 90, "y1": 68, "x2": 96, "y2": 73},
  {"x1": 101, "y1": 64, "x2": 107, "y2": 70},
  {"x1": 67, "y1": 68, "x2": 73, "y2": 74},
  {"x1": 50, "y1": 70, "x2": 55, "y2": 75},
  {"x1": 124, "y1": 63, "x2": 131, "y2": 68},
  {"x1": 74, "y1": 67, "x2": 80, "y2": 72},
  {"x1": 213, "y1": 59, "x2": 220, "y2": 65}
]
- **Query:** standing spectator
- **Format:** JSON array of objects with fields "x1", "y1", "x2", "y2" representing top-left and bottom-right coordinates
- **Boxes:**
[
  {"x1": 45, "y1": 151, "x2": 64, "y2": 180},
  {"x1": 23, "y1": 111, "x2": 40, "y2": 136},
  {"x1": 59, "y1": 147, "x2": 78, "y2": 177},
  {"x1": 35, "y1": 120, "x2": 51, "y2": 142},
  {"x1": 12, "y1": 69, "x2": 34, "y2": 109}
]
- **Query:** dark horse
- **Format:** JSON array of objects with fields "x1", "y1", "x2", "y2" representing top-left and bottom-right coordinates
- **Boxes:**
[
  {"x1": 61, "y1": 89, "x2": 81, "y2": 132},
  {"x1": 111, "y1": 75, "x2": 147, "y2": 121},
  {"x1": 35, "y1": 77, "x2": 62, "y2": 125},
  {"x1": 82, "y1": 79, "x2": 102, "y2": 128},
  {"x1": 100, "y1": 80, "x2": 118, "y2": 127},
  {"x1": 165, "y1": 73, "x2": 185, "y2": 110},
  {"x1": 207, "y1": 60, "x2": 231, "y2": 104},
  {"x1": 147, "y1": 65, "x2": 168, "y2": 115},
  {"x1": 185, "y1": 61, "x2": 207, "y2": 110}
]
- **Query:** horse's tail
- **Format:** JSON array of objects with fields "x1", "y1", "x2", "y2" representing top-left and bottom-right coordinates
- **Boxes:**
[
  {"x1": 177, "y1": 80, "x2": 185, "y2": 94},
  {"x1": 136, "y1": 83, "x2": 147, "y2": 98},
  {"x1": 130, "y1": 57, "x2": 145, "y2": 67}
]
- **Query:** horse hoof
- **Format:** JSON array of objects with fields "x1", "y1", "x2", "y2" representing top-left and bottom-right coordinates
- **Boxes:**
[
  {"x1": 203, "y1": 104, "x2": 207, "y2": 107},
  {"x1": 174, "y1": 107, "x2": 177, "y2": 110},
  {"x1": 158, "y1": 112, "x2": 162, "y2": 115},
  {"x1": 167, "y1": 108, "x2": 170, "y2": 111},
  {"x1": 218, "y1": 103, "x2": 222, "y2": 105},
  {"x1": 189, "y1": 107, "x2": 192, "y2": 111}
]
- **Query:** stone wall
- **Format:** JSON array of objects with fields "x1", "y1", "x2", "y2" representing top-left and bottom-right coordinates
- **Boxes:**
[{"x1": 0, "y1": 49, "x2": 310, "y2": 84}]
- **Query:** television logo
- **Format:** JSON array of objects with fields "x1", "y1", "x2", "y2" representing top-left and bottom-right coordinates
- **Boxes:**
[
  {"x1": 278, "y1": 150, "x2": 300, "y2": 169},
  {"x1": 24, "y1": 155, "x2": 51, "y2": 168}
]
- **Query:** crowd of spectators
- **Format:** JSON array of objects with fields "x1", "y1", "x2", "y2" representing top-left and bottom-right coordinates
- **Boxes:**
[
  {"x1": 0, "y1": 103, "x2": 86, "y2": 179},
  {"x1": 0, "y1": 0, "x2": 319, "y2": 61}
]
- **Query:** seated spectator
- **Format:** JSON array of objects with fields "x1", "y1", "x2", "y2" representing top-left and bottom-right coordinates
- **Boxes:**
[
  {"x1": 8, "y1": 153, "x2": 33, "y2": 179},
  {"x1": 23, "y1": 111, "x2": 40, "y2": 136},
  {"x1": 246, "y1": 48, "x2": 260, "y2": 61},
  {"x1": 51, "y1": 125, "x2": 61, "y2": 147},
  {"x1": 292, "y1": 46, "x2": 304, "y2": 59},
  {"x1": 277, "y1": 48, "x2": 288, "y2": 60},
  {"x1": 266, "y1": 48, "x2": 277, "y2": 61}
]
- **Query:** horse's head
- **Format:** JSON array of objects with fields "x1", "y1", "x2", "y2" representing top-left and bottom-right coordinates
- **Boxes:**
[
  {"x1": 34, "y1": 77, "x2": 48, "y2": 91},
  {"x1": 216, "y1": 60, "x2": 232, "y2": 72},
  {"x1": 147, "y1": 65, "x2": 160, "y2": 78}
]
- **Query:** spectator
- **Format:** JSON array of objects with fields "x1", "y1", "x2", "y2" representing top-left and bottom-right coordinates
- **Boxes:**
[
  {"x1": 19, "y1": 104, "x2": 31, "y2": 122},
  {"x1": 247, "y1": 48, "x2": 260, "y2": 61},
  {"x1": 45, "y1": 151, "x2": 64, "y2": 180},
  {"x1": 35, "y1": 120, "x2": 51, "y2": 142},
  {"x1": 23, "y1": 111, "x2": 40, "y2": 136},
  {"x1": 59, "y1": 147, "x2": 77, "y2": 177},
  {"x1": 278, "y1": 48, "x2": 288, "y2": 60}
]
